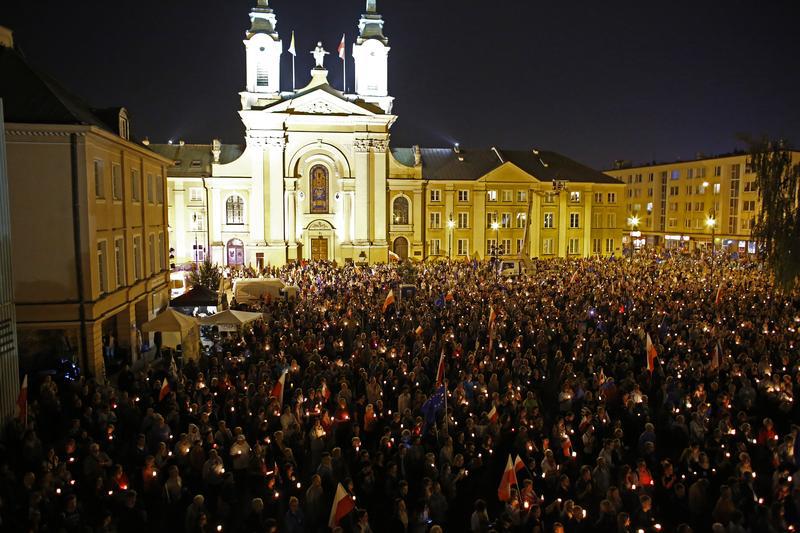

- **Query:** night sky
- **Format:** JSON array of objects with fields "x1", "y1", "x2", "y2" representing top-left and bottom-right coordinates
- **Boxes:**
[{"x1": 2, "y1": 0, "x2": 798, "y2": 169}]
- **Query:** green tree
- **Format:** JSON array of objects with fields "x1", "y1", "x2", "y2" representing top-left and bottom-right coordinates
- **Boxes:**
[
  {"x1": 189, "y1": 260, "x2": 222, "y2": 292},
  {"x1": 749, "y1": 138, "x2": 800, "y2": 290}
]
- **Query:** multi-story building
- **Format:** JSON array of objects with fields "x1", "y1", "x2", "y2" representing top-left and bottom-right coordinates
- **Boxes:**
[
  {"x1": 152, "y1": 0, "x2": 624, "y2": 267},
  {"x1": 0, "y1": 89, "x2": 20, "y2": 420},
  {"x1": 0, "y1": 34, "x2": 172, "y2": 378},
  {"x1": 606, "y1": 151, "x2": 800, "y2": 253}
]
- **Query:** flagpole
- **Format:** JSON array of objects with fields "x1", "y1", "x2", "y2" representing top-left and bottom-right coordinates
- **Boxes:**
[
  {"x1": 343, "y1": 39, "x2": 347, "y2": 93},
  {"x1": 292, "y1": 53, "x2": 296, "y2": 91}
]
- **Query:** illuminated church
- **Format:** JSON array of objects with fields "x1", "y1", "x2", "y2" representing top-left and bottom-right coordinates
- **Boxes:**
[{"x1": 152, "y1": 0, "x2": 624, "y2": 268}]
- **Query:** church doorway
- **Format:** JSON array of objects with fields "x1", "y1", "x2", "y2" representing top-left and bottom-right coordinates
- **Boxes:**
[
  {"x1": 393, "y1": 236, "x2": 409, "y2": 261},
  {"x1": 226, "y1": 238, "x2": 244, "y2": 266},
  {"x1": 311, "y1": 237, "x2": 328, "y2": 261}
]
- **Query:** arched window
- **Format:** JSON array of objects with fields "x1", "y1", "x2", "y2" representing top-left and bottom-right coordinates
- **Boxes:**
[
  {"x1": 392, "y1": 196, "x2": 409, "y2": 225},
  {"x1": 309, "y1": 165, "x2": 329, "y2": 214},
  {"x1": 226, "y1": 195, "x2": 244, "y2": 225}
]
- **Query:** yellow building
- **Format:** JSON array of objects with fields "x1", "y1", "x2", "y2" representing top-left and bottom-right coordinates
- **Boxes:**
[
  {"x1": 605, "y1": 151, "x2": 800, "y2": 253},
  {"x1": 1, "y1": 37, "x2": 172, "y2": 379},
  {"x1": 152, "y1": 1, "x2": 624, "y2": 267}
]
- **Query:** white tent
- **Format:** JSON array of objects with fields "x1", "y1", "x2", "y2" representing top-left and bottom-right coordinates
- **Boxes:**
[
  {"x1": 141, "y1": 308, "x2": 200, "y2": 361},
  {"x1": 199, "y1": 310, "x2": 264, "y2": 328}
]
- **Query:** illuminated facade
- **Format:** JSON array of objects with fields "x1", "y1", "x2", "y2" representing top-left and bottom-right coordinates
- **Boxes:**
[
  {"x1": 154, "y1": 1, "x2": 624, "y2": 267},
  {"x1": 1, "y1": 37, "x2": 172, "y2": 378},
  {"x1": 605, "y1": 151, "x2": 800, "y2": 252}
]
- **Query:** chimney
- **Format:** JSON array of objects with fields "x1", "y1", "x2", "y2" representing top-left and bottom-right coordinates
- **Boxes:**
[{"x1": 0, "y1": 27, "x2": 13, "y2": 48}]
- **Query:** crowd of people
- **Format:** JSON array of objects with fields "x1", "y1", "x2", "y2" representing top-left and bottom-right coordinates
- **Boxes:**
[{"x1": 2, "y1": 253, "x2": 800, "y2": 533}]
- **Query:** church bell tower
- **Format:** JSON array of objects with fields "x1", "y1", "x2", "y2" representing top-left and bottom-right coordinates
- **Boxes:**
[
  {"x1": 241, "y1": 0, "x2": 282, "y2": 110},
  {"x1": 352, "y1": 0, "x2": 393, "y2": 113}
]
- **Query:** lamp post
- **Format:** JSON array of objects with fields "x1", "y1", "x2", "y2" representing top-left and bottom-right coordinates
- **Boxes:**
[
  {"x1": 447, "y1": 216, "x2": 456, "y2": 259},
  {"x1": 192, "y1": 213, "x2": 200, "y2": 269},
  {"x1": 706, "y1": 214, "x2": 716, "y2": 287},
  {"x1": 627, "y1": 215, "x2": 640, "y2": 261},
  {"x1": 491, "y1": 221, "x2": 500, "y2": 276}
]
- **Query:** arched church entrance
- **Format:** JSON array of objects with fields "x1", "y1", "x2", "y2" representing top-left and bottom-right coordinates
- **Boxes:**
[
  {"x1": 393, "y1": 236, "x2": 409, "y2": 261},
  {"x1": 226, "y1": 238, "x2": 244, "y2": 266},
  {"x1": 305, "y1": 220, "x2": 335, "y2": 262}
]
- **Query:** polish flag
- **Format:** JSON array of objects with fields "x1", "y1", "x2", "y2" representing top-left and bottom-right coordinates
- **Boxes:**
[
  {"x1": 514, "y1": 454, "x2": 526, "y2": 473},
  {"x1": 497, "y1": 454, "x2": 518, "y2": 501},
  {"x1": 388, "y1": 250, "x2": 401, "y2": 262},
  {"x1": 159, "y1": 378, "x2": 170, "y2": 402},
  {"x1": 487, "y1": 305, "x2": 498, "y2": 352},
  {"x1": 569, "y1": 269, "x2": 579, "y2": 284},
  {"x1": 646, "y1": 333, "x2": 657, "y2": 373},
  {"x1": 337, "y1": 34, "x2": 346, "y2": 60},
  {"x1": 321, "y1": 381, "x2": 331, "y2": 402},
  {"x1": 328, "y1": 482, "x2": 355, "y2": 528},
  {"x1": 382, "y1": 289, "x2": 395, "y2": 313},
  {"x1": 435, "y1": 350, "x2": 446, "y2": 387},
  {"x1": 16, "y1": 374, "x2": 28, "y2": 425},
  {"x1": 715, "y1": 283, "x2": 724, "y2": 306},
  {"x1": 415, "y1": 325, "x2": 423, "y2": 336},
  {"x1": 488, "y1": 405, "x2": 498, "y2": 423},
  {"x1": 710, "y1": 339, "x2": 722, "y2": 370},
  {"x1": 272, "y1": 370, "x2": 288, "y2": 407}
]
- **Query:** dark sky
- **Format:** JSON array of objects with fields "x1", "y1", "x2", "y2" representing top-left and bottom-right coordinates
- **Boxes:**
[{"x1": 2, "y1": 0, "x2": 799, "y2": 168}]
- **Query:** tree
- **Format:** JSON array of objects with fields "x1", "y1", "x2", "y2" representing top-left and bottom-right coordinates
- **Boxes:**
[
  {"x1": 188, "y1": 260, "x2": 222, "y2": 292},
  {"x1": 749, "y1": 138, "x2": 800, "y2": 290}
]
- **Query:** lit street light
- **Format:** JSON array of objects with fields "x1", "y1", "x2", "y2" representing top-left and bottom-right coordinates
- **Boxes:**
[
  {"x1": 706, "y1": 213, "x2": 717, "y2": 287},
  {"x1": 627, "y1": 215, "x2": 640, "y2": 261},
  {"x1": 447, "y1": 216, "x2": 456, "y2": 259},
  {"x1": 491, "y1": 220, "x2": 500, "y2": 277}
]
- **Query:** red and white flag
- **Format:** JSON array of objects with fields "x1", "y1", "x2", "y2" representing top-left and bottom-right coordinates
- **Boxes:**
[
  {"x1": 514, "y1": 454, "x2": 526, "y2": 473},
  {"x1": 321, "y1": 381, "x2": 331, "y2": 402},
  {"x1": 382, "y1": 289, "x2": 395, "y2": 313},
  {"x1": 498, "y1": 454, "x2": 518, "y2": 501},
  {"x1": 488, "y1": 405, "x2": 499, "y2": 423},
  {"x1": 337, "y1": 34, "x2": 346, "y2": 60},
  {"x1": 646, "y1": 333, "x2": 657, "y2": 373},
  {"x1": 415, "y1": 325, "x2": 423, "y2": 336},
  {"x1": 710, "y1": 339, "x2": 722, "y2": 370},
  {"x1": 487, "y1": 305, "x2": 497, "y2": 352},
  {"x1": 17, "y1": 374, "x2": 28, "y2": 425},
  {"x1": 388, "y1": 250, "x2": 401, "y2": 262},
  {"x1": 435, "y1": 349, "x2": 446, "y2": 387},
  {"x1": 159, "y1": 377, "x2": 169, "y2": 402},
  {"x1": 569, "y1": 269, "x2": 579, "y2": 285},
  {"x1": 272, "y1": 370, "x2": 288, "y2": 407},
  {"x1": 715, "y1": 283, "x2": 724, "y2": 306},
  {"x1": 328, "y1": 482, "x2": 355, "y2": 528}
]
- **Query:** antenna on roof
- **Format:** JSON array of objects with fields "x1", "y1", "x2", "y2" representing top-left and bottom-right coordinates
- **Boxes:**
[{"x1": 491, "y1": 147, "x2": 504, "y2": 164}]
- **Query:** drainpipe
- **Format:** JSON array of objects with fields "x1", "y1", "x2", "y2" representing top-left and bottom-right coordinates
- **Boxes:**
[
  {"x1": 70, "y1": 134, "x2": 89, "y2": 370},
  {"x1": 202, "y1": 175, "x2": 211, "y2": 260}
]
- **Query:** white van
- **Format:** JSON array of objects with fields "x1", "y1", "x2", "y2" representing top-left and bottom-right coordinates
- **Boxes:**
[{"x1": 170, "y1": 271, "x2": 191, "y2": 298}]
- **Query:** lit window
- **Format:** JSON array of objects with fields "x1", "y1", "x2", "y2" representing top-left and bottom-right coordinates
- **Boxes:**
[{"x1": 487, "y1": 190, "x2": 497, "y2": 202}]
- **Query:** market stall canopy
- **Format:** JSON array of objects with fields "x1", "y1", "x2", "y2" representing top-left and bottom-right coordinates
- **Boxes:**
[
  {"x1": 170, "y1": 285, "x2": 220, "y2": 308},
  {"x1": 141, "y1": 308, "x2": 199, "y2": 335},
  {"x1": 199, "y1": 310, "x2": 264, "y2": 327}
]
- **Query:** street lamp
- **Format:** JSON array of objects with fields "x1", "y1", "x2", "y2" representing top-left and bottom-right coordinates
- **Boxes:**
[
  {"x1": 706, "y1": 214, "x2": 716, "y2": 287},
  {"x1": 447, "y1": 216, "x2": 456, "y2": 259},
  {"x1": 491, "y1": 221, "x2": 500, "y2": 277},
  {"x1": 627, "y1": 215, "x2": 640, "y2": 261}
]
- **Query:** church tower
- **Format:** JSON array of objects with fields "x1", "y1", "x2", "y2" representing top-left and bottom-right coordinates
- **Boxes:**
[
  {"x1": 352, "y1": 0, "x2": 393, "y2": 113},
  {"x1": 241, "y1": 0, "x2": 282, "y2": 110}
]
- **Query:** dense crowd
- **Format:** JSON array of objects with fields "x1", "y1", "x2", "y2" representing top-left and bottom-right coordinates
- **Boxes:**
[{"x1": 2, "y1": 254, "x2": 800, "y2": 533}]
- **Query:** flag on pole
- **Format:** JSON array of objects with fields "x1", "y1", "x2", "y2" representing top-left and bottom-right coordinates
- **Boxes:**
[
  {"x1": 498, "y1": 454, "x2": 518, "y2": 501},
  {"x1": 710, "y1": 339, "x2": 722, "y2": 370},
  {"x1": 514, "y1": 455, "x2": 526, "y2": 473},
  {"x1": 328, "y1": 482, "x2": 356, "y2": 528},
  {"x1": 715, "y1": 283, "x2": 724, "y2": 306},
  {"x1": 272, "y1": 369, "x2": 288, "y2": 407},
  {"x1": 159, "y1": 377, "x2": 170, "y2": 402},
  {"x1": 435, "y1": 349, "x2": 446, "y2": 387},
  {"x1": 646, "y1": 333, "x2": 657, "y2": 373},
  {"x1": 388, "y1": 250, "x2": 401, "y2": 262},
  {"x1": 487, "y1": 404, "x2": 499, "y2": 423},
  {"x1": 382, "y1": 289, "x2": 395, "y2": 313},
  {"x1": 415, "y1": 325, "x2": 423, "y2": 336},
  {"x1": 337, "y1": 34, "x2": 346, "y2": 60},
  {"x1": 321, "y1": 381, "x2": 331, "y2": 402},
  {"x1": 288, "y1": 31, "x2": 296, "y2": 56},
  {"x1": 569, "y1": 269, "x2": 579, "y2": 285},
  {"x1": 16, "y1": 374, "x2": 28, "y2": 425},
  {"x1": 488, "y1": 305, "x2": 497, "y2": 352}
]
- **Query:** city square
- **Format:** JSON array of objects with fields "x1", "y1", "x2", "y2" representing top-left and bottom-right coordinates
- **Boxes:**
[{"x1": 0, "y1": 1, "x2": 799, "y2": 532}]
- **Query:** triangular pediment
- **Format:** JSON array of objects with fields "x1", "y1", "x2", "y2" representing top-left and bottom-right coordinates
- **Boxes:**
[
  {"x1": 265, "y1": 85, "x2": 381, "y2": 116},
  {"x1": 478, "y1": 161, "x2": 543, "y2": 183}
]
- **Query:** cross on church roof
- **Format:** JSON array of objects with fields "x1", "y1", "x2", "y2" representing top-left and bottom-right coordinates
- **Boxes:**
[{"x1": 367, "y1": 0, "x2": 377, "y2": 14}]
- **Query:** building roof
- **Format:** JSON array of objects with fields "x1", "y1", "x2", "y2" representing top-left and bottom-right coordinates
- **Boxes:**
[
  {"x1": 416, "y1": 147, "x2": 622, "y2": 184},
  {"x1": 604, "y1": 148, "x2": 800, "y2": 172},
  {"x1": 147, "y1": 143, "x2": 244, "y2": 176},
  {"x1": 0, "y1": 45, "x2": 121, "y2": 135}
]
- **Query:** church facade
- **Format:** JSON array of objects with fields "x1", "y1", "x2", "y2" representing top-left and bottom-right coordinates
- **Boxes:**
[{"x1": 151, "y1": 0, "x2": 625, "y2": 268}]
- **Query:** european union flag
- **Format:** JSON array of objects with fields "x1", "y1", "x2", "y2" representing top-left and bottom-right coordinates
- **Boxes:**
[
  {"x1": 421, "y1": 386, "x2": 445, "y2": 428},
  {"x1": 434, "y1": 294, "x2": 445, "y2": 308}
]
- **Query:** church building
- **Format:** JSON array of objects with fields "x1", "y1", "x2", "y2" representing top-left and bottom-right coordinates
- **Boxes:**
[{"x1": 152, "y1": 0, "x2": 625, "y2": 268}]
